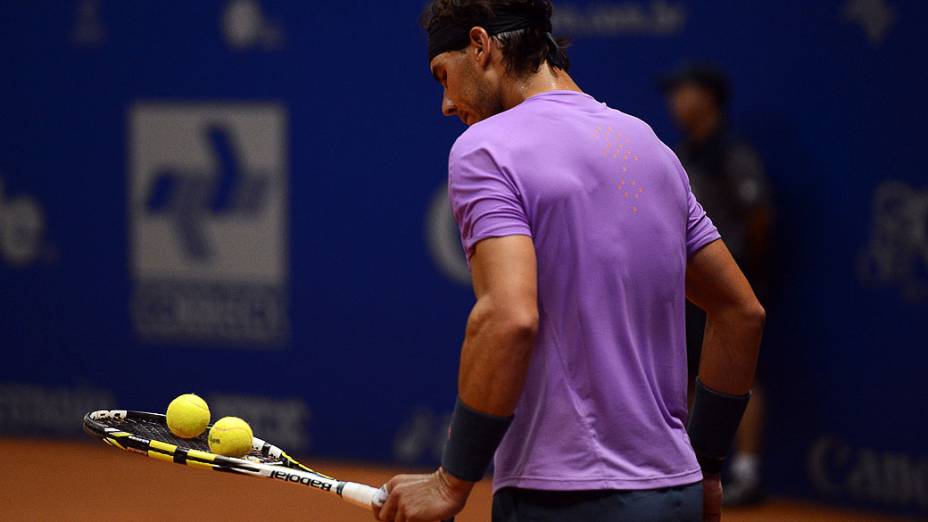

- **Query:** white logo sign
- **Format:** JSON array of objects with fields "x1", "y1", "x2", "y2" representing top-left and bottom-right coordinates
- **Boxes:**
[
  {"x1": 129, "y1": 103, "x2": 289, "y2": 346},
  {"x1": 222, "y1": 0, "x2": 284, "y2": 50},
  {"x1": 0, "y1": 178, "x2": 48, "y2": 267},
  {"x1": 809, "y1": 436, "x2": 928, "y2": 510},
  {"x1": 857, "y1": 181, "x2": 928, "y2": 302},
  {"x1": 553, "y1": 0, "x2": 686, "y2": 37}
]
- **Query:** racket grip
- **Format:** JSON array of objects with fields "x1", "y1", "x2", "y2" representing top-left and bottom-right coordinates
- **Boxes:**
[{"x1": 341, "y1": 482, "x2": 382, "y2": 510}]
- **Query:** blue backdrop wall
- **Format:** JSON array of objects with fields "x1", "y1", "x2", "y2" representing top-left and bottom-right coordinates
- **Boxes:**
[{"x1": 1, "y1": 0, "x2": 925, "y2": 516}]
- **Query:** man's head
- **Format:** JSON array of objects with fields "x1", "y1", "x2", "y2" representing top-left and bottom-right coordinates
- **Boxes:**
[
  {"x1": 661, "y1": 66, "x2": 730, "y2": 139},
  {"x1": 420, "y1": 0, "x2": 570, "y2": 126}
]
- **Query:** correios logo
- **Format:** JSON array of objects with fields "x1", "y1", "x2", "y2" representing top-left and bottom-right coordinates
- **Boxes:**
[
  {"x1": 144, "y1": 125, "x2": 270, "y2": 260},
  {"x1": 129, "y1": 103, "x2": 289, "y2": 346}
]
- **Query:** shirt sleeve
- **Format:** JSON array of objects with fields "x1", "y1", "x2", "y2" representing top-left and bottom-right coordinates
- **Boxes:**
[
  {"x1": 448, "y1": 139, "x2": 532, "y2": 262},
  {"x1": 686, "y1": 188, "x2": 722, "y2": 258}
]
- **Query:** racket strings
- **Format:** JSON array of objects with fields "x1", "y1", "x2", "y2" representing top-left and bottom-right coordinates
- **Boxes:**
[
  {"x1": 123, "y1": 416, "x2": 212, "y2": 452},
  {"x1": 102, "y1": 415, "x2": 279, "y2": 463}
]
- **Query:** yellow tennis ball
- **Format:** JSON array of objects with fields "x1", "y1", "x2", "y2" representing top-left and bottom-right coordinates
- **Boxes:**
[
  {"x1": 166, "y1": 393, "x2": 210, "y2": 439},
  {"x1": 208, "y1": 416, "x2": 253, "y2": 457}
]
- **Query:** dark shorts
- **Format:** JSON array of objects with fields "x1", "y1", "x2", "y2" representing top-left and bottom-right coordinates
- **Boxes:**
[{"x1": 492, "y1": 482, "x2": 703, "y2": 522}]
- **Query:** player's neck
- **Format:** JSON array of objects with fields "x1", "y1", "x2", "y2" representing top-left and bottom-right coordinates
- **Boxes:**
[{"x1": 501, "y1": 64, "x2": 582, "y2": 110}]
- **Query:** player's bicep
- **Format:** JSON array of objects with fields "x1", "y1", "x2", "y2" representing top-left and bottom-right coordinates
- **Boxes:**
[
  {"x1": 470, "y1": 235, "x2": 537, "y2": 320},
  {"x1": 686, "y1": 240, "x2": 756, "y2": 314}
]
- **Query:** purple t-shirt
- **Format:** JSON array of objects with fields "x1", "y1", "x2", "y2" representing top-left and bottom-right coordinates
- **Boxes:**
[{"x1": 448, "y1": 91, "x2": 720, "y2": 492}]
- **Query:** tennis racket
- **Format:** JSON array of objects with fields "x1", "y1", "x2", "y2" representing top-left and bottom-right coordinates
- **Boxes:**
[{"x1": 83, "y1": 409, "x2": 386, "y2": 511}]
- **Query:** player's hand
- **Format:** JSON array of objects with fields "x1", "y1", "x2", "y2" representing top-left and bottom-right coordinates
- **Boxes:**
[
  {"x1": 373, "y1": 468, "x2": 472, "y2": 522},
  {"x1": 703, "y1": 472, "x2": 723, "y2": 522}
]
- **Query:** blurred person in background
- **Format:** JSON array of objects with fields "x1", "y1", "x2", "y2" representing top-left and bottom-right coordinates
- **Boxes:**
[{"x1": 662, "y1": 66, "x2": 773, "y2": 507}]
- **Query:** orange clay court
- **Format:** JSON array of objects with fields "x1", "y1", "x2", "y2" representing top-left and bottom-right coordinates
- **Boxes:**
[{"x1": 0, "y1": 440, "x2": 916, "y2": 522}]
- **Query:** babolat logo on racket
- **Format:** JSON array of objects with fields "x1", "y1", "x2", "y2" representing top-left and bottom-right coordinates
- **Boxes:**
[
  {"x1": 269, "y1": 470, "x2": 333, "y2": 491},
  {"x1": 129, "y1": 103, "x2": 289, "y2": 347}
]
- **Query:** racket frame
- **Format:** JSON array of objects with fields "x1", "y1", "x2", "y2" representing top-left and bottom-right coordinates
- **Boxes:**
[{"x1": 83, "y1": 409, "x2": 383, "y2": 510}]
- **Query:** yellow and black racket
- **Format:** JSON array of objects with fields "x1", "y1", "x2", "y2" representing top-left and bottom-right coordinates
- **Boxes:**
[{"x1": 83, "y1": 410, "x2": 384, "y2": 511}]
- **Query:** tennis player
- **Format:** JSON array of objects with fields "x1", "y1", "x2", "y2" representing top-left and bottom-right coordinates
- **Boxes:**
[{"x1": 375, "y1": 1, "x2": 764, "y2": 521}]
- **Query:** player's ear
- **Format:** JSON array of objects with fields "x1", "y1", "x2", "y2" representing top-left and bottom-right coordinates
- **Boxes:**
[{"x1": 468, "y1": 26, "x2": 492, "y2": 68}]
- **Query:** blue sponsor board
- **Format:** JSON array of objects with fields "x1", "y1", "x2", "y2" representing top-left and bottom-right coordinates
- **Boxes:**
[{"x1": 0, "y1": 0, "x2": 925, "y2": 516}]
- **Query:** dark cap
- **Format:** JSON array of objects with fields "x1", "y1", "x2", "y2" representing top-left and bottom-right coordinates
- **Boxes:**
[{"x1": 659, "y1": 65, "x2": 731, "y2": 109}]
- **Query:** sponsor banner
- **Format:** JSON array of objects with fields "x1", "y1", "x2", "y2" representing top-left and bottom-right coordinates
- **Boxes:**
[
  {"x1": 809, "y1": 436, "x2": 928, "y2": 512},
  {"x1": 0, "y1": 385, "x2": 116, "y2": 436},
  {"x1": 128, "y1": 104, "x2": 289, "y2": 347},
  {"x1": 207, "y1": 394, "x2": 310, "y2": 452},
  {"x1": 858, "y1": 181, "x2": 928, "y2": 302},
  {"x1": 553, "y1": 1, "x2": 686, "y2": 36}
]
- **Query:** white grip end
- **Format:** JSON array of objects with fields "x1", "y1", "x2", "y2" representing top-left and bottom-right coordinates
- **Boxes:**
[{"x1": 341, "y1": 482, "x2": 382, "y2": 511}]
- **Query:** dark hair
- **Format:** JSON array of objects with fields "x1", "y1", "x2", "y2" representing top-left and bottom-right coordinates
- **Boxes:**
[{"x1": 420, "y1": 0, "x2": 571, "y2": 76}]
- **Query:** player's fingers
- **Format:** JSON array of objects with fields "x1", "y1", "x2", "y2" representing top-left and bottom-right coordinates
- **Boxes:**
[
  {"x1": 702, "y1": 476, "x2": 722, "y2": 522},
  {"x1": 377, "y1": 483, "x2": 398, "y2": 522},
  {"x1": 377, "y1": 501, "x2": 396, "y2": 522},
  {"x1": 373, "y1": 485, "x2": 388, "y2": 508},
  {"x1": 371, "y1": 485, "x2": 389, "y2": 520}
]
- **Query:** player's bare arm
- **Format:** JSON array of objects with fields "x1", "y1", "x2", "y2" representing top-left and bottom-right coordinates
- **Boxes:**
[
  {"x1": 686, "y1": 239, "x2": 765, "y2": 522},
  {"x1": 686, "y1": 239, "x2": 764, "y2": 395},
  {"x1": 376, "y1": 235, "x2": 538, "y2": 522},
  {"x1": 458, "y1": 235, "x2": 538, "y2": 415}
]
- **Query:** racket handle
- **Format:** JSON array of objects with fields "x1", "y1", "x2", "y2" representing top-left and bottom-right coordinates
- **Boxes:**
[{"x1": 341, "y1": 482, "x2": 382, "y2": 510}]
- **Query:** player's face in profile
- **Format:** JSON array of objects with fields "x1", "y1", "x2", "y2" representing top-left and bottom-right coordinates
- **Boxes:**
[{"x1": 430, "y1": 51, "x2": 503, "y2": 126}]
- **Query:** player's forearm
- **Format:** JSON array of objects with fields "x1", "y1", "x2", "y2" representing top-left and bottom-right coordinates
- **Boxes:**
[
  {"x1": 698, "y1": 304, "x2": 764, "y2": 395},
  {"x1": 457, "y1": 296, "x2": 538, "y2": 417}
]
